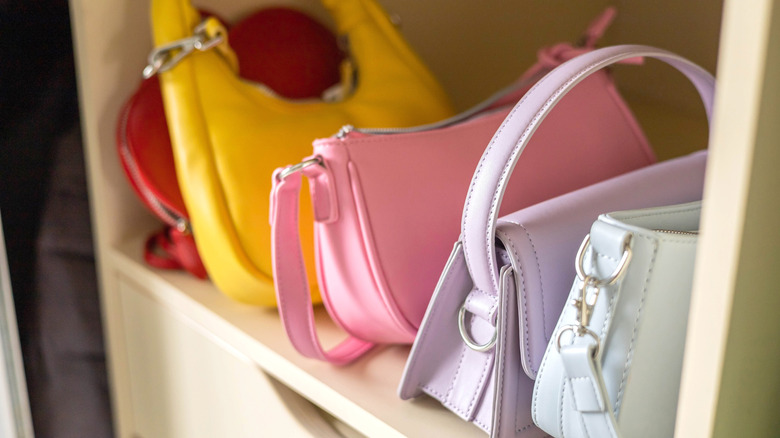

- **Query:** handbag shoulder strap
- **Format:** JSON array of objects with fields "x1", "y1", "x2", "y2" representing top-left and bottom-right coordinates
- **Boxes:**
[
  {"x1": 270, "y1": 165, "x2": 375, "y2": 365},
  {"x1": 560, "y1": 343, "x2": 623, "y2": 437},
  {"x1": 461, "y1": 45, "x2": 716, "y2": 296}
]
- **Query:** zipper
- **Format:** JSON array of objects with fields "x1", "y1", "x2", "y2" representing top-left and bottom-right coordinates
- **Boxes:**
[
  {"x1": 653, "y1": 229, "x2": 698, "y2": 236},
  {"x1": 117, "y1": 104, "x2": 191, "y2": 233},
  {"x1": 335, "y1": 69, "x2": 548, "y2": 139}
]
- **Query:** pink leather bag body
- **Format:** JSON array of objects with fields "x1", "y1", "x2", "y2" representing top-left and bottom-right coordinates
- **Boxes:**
[{"x1": 270, "y1": 10, "x2": 655, "y2": 364}]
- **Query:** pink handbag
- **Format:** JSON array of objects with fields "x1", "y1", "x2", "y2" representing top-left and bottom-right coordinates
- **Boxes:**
[{"x1": 270, "y1": 9, "x2": 655, "y2": 364}]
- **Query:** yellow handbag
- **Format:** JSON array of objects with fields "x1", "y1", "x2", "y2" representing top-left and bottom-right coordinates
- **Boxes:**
[{"x1": 149, "y1": 0, "x2": 455, "y2": 305}]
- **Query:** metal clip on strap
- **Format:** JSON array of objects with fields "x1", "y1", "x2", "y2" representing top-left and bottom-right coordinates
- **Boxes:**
[
  {"x1": 143, "y1": 20, "x2": 224, "y2": 78},
  {"x1": 556, "y1": 234, "x2": 632, "y2": 354},
  {"x1": 276, "y1": 157, "x2": 325, "y2": 181}
]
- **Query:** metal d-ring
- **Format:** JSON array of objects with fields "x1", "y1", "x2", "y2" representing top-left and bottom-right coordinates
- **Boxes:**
[
  {"x1": 555, "y1": 324, "x2": 600, "y2": 354},
  {"x1": 458, "y1": 305, "x2": 497, "y2": 352},
  {"x1": 277, "y1": 156, "x2": 324, "y2": 181},
  {"x1": 575, "y1": 234, "x2": 633, "y2": 285}
]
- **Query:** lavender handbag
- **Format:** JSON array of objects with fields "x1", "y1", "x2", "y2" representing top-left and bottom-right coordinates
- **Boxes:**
[{"x1": 398, "y1": 45, "x2": 714, "y2": 437}]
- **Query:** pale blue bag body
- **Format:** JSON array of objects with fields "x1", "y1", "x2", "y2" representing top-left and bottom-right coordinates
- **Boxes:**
[{"x1": 532, "y1": 202, "x2": 702, "y2": 438}]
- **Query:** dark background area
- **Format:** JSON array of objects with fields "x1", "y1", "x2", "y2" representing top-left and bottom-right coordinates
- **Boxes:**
[{"x1": 0, "y1": 0, "x2": 113, "y2": 436}]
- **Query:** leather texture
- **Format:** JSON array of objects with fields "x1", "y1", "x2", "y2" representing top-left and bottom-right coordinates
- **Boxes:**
[
  {"x1": 399, "y1": 45, "x2": 714, "y2": 437},
  {"x1": 532, "y1": 202, "x2": 701, "y2": 438},
  {"x1": 501, "y1": 151, "x2": 707, "y2": 380},
  {"x1": 460, "y1": 47, "x2": 714, "y2": 306},
  {"x1": 118, "y1": 7, "x2": 346, "y2": 278},
  {"x1": 527, "y1": 47, "x2": 716, "y2": 438},
  {"x1": 118, "y1": 76, "x2": 188, "y2": 223},
  {"x1": 270, "y1": 12, "x2": 659, "y2": 364},
  {"x1": 117, "y1": 76, "x2": 208, "y2": 278},
  {"x1": 152, "y1": 0, "x2": 455, "y2": 305},
  {"x1": 398, "y1": 153, "x2": 707, "y2": 437}
]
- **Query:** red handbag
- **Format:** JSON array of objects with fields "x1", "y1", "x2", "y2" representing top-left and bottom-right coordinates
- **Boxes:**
[{"x1": 117, "y1": 7, "x2": 345, "y2": 277}]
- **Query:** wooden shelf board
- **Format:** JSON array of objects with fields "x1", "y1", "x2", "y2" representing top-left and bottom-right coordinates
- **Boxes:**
[{"x1": 109, "y1": 234, "x2": 484, "y2": 438}]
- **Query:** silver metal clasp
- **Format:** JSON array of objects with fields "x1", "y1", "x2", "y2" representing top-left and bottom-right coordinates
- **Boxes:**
[
  {"x1": 556, "y1": 233, "x2": 632, "y2": 353},
  {"x1": 143, "y1": 20, "x2": 225, "y2": 78},
  {"x1": 276, "y1": 156, "x2": 325, "y2": 181},
  {"x1": 571, "y1": 276, "x2": 600, "y2": 329}
]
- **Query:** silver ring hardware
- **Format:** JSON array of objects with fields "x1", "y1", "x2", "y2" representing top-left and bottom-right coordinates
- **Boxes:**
[
  {"x1": 277, "y1": 157, "x2": 324, "y2": 181},
  {"x1": 143, "y1": 20, "x2": 225, "y2": 79},
  {"x1": 575, "y1": 233, "x2": 633, "y2": 285},
  {"x1": 458, "y1": 305, "x2": 497, "y2": 352},
  {"x1": 565, "y1": 232, "x2": 633, "y2": 341},
  {"x1": 556, "y1": 324, "x2": 600, "y2": 354}
]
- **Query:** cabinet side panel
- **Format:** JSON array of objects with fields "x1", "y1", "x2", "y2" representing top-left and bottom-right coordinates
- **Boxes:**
[
  {"x1": 711, "y1": 0, "x2": 780, "y2": 435},
  {"x1": 677, "y1": 0, "x2": 778, "y2": 436}
]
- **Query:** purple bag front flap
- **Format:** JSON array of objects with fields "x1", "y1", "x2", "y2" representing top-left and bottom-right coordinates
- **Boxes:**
[
  {"x1": 495, "y1": 150, "x2": 707, "y2": 380},
  {"x1": 398, "y1": 245, "x2": 514, "y2": 433}
]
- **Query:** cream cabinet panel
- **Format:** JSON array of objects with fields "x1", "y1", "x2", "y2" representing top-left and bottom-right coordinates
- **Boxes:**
[{"x1": 117, "y1": 277, "x2": 345, "y2": 438}]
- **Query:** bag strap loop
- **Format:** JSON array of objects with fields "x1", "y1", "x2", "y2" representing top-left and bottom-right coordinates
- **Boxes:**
[{"x1": 270, "y1": 168, "x2": 375, "y2": 365}]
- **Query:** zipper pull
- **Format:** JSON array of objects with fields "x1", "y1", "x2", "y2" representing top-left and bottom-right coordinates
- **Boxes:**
[
  {"x1": 336, "y1": 124, "x2": 355, "y2": 139},
  {"x1": 175, "y1": 218, "x2": 192, "y2": 235}
]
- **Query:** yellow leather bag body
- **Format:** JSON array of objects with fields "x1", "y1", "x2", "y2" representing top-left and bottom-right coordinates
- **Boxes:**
[{"x1": 150, "y1": 0, "x2": 455, "y2": 305}]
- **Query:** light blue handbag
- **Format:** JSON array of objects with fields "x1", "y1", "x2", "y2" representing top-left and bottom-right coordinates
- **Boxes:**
[{"x1": 532, "y1": 201, "x2": 702, "y2": 437}]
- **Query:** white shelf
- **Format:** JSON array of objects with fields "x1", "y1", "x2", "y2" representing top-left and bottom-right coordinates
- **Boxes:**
[{"x1": 110, "y1": 233, "x2": 484, "y2": 438}]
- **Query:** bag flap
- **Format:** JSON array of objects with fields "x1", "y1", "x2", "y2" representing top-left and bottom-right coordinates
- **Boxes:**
[
  {"x1": 495, "y1": 150, "x2": 707, "y2": 379},
  {"x1": 398, "y1": 243, "x2": 498, "y2": 430}
]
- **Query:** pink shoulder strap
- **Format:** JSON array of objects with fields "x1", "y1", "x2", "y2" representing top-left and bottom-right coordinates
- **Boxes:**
[{"x1": 270, "y1": 164, "x2": 375, "y2": 365}]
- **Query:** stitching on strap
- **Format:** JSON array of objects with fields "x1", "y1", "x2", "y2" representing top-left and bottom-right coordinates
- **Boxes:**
[
  {"x1": 615, "y1": 234, "x2": 658, "y2": 414},
  {"x1": 560, "y1": 379, "x2": 568, "y2": 438},
  {"x1": 493, "y1": 288, "x2": 509, "y2": 434},
  {"x1": 496, "y1": 230, "x2": 533, "y2": 377},
  {"x1": 466, "y1": 317, "x2": 493, "y2": 416},
  {"x1": 570, "y1": 376, "x2": 603, "y2": 413},
  {"x1": 422, "y1": 385, "x2": 445, "y2": 399},
  {"x1": 482, "y1": 55, "x2": 624, "y2": 296},
  {"x1": 444, "y1": 342, "x2": 469, "y2": 416},
  {"x1": 517, "y1": 223, "x2": 548, "y2": 342}
]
